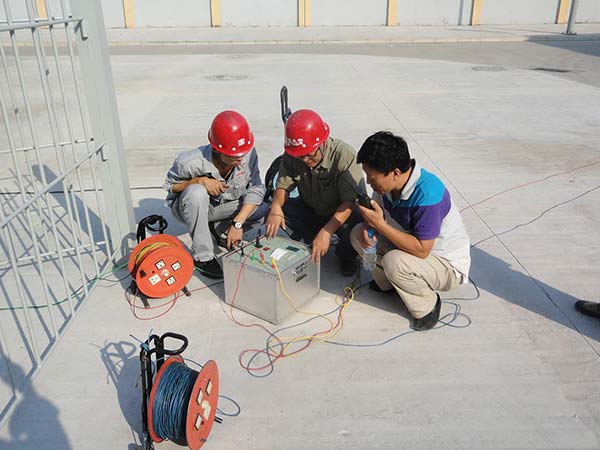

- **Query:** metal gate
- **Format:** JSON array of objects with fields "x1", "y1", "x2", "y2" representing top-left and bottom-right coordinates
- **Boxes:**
[{"x1": 0, "y1": 0, "x2": 133, "y2": 425}]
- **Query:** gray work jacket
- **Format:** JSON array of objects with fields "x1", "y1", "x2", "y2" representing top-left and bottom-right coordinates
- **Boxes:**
[{"x1": 163, "y1": 145, "x2": 266, "y2": 207}]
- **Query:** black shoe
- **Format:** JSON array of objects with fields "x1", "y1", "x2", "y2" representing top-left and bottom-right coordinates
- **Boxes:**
[
  {"x1": 413, "y1": 294, "x2": 441, "y2": 331},
  {"x1": 369, "y1": 280, "x2": 385, "y2": 292},
  {"x1": 340, "y1": 258, "x2": 359, "y2": 276},
  {"x1": 194, "y1": 258, "x2": 223, "y2": 280},
  {"x1": 575, "y1": 300, "x2": 600, "y2": 319}
]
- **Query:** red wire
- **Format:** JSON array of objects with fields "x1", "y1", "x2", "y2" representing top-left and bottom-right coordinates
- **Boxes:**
[
  {"x1": 460, "y1": 158, "x2": 600, "y2": 213},
  {"x1": 124, "y1": 284, "x2": 218, "y2": 320},
  {"x1": 124, "y1": 246, "x2": 348, "y2": 373},
  {"x1": 224, "y1": 251, "x2": 288, "y2": 372}
]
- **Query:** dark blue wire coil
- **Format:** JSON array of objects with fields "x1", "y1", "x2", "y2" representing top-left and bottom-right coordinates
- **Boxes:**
[{"x1": 152, "y1": 361, "x2": 198, "y2": 444}]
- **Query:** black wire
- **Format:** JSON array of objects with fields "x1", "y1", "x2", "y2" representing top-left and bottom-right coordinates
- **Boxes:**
[{"x1": 325, "y1": 277, "x2": 480, "y2": 348}]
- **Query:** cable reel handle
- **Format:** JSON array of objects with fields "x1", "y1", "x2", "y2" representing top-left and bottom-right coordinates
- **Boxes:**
[
  {"x1": 159, "y1": 332, "x2": 188, "y2": 355},
  {"x1": 136, "y1": 215, "x2": 169, "y2": 243},
  {"x1": 280, "y1": 85, "x2": 291, "y2": 124}
]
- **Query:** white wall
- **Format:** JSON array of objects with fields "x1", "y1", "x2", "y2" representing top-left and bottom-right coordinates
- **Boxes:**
[
  {"x1": 134, "y1": 0, "x2": 211, "y2": 27},
  {"x1": 312, "y1": 0, "x2": 388, "y2": 26},
  {"x1": 101, "y1": 0, "x2": 126, "y2": 28},
  {"x1": 3, "y1": 0, "x2": 597, "y2": 29},
  {"x1": 479, "y1": 0, "x2": 560, "y2": 25},
  {"x1": 579, "y1": 0, "x2": 600, "y2": 23},
  {"x1": 397, "y1": 0, "x2": 472, "y2": 26},
  {"x1": 223, "y1": 0, "x2": 297, "y2": 26}
]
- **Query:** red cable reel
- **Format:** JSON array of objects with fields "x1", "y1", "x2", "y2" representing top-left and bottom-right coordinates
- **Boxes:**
[
  {"x1": 129, "y1": 216, "x2": 194, "y2": 299},
  {"x1": 140, "y1": 332, "x2": 221, "y2": 450}
]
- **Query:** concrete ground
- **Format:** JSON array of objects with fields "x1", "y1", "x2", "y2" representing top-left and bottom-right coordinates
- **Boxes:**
[{"x1": 1, "y1": 25, "x2": 600, "y2": 450}]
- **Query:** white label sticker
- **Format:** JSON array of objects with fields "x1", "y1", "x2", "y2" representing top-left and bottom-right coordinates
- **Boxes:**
[
  {"x1": 237, "y1": 137, "x2": 245, "y2": 146},
  {"x1": 270, "y1": 248, "x2": 289, "y2": 261}
]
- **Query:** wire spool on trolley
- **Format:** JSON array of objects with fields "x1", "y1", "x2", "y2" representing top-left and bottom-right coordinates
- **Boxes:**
[
  {"x1": 129, "y1": 216, "x2": 194, "y2": 299},
  {"x1": 140, "y1": 333, "x2": 221, "y2": 450}
]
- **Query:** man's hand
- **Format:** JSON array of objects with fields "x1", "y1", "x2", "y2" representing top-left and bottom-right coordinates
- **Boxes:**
[
  {"x1": 357, "y1": 223, "x2": 377, "y2": 249},
  {"x1": 266, "y1": 211, "x2": 286, "y2": 239},
  {"x1": 311, "y1": 228, "x2": 331, "y2": 263},
  {"x1": 358, "y1": 200, "x2": 385, "y2": 229},
  {"x1": 200, "y1": 177, "x2": 228, "y2": 196},
  {"x1": 226, "y1": 225, "x2": 243, "y2": 249}
]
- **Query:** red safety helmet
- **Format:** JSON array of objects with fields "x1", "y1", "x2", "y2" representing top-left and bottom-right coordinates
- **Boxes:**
[
  {"x1": 284, "y1": 109, "x2": 330, "y2": 157},
  {"x1": 208, "y1": 110, "x2": 254, "y2": 157}
]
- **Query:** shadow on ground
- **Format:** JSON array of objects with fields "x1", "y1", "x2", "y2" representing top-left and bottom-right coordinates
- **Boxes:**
[
  {"x1": 0, "y1": 358, "x2": 71, "y2": 450},
  {"x1": 348, "y1": 244, "x2": 598, "y2": 342}
]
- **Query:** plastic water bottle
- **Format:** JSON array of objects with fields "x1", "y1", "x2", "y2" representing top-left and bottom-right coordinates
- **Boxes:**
[{"x1": 362, "y1": 228, "x2": 377, "y2": 271}]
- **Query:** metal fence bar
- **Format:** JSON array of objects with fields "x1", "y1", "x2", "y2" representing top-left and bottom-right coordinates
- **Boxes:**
[
  {"x1": 0, "y1": 33, "x2": 51, "y2": 246},
  {"x1": 0, "y1": 144, "x2": 104, "y2": 229},
  {"x1": 2, "y1": 0, "x2": 57, "y2": 258},
  {"x1": 0, "y1": 0, "x2": 133, "y2": 427},
  {"x1": 0, "y1": 16, "x2": 77, "y2": 32},
  {"x1": 1, "y1": 2, "x2": 54, "y2": 361},
  {"x1": 71, "y1": 0, "x2": 135, "y2": 259},
  {"x1": 0, "y1": 138, "x2": 91, "y2": 155},
  {"x1": 25, "y1": 0, "x2": 73, "y2": 327},
  {"x1": 45, "y1": 0, "x2": 102, "y2": 277},
  {"x1": 36, "y1": 0, "x2": 94, "y2": 314},
  {"x1": 0, "y1": 241, "x2": 106, "y2": 266},
  {"x1": 0, "y1": 226, "x2": 41, "y2": 363},
  {"x1": 60, "y1": 0, "x2": 112, "y2": 263}
]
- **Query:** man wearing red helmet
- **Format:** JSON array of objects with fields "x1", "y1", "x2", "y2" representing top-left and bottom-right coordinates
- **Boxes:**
[
  {"x1": 164, "y1": 111, "x2": 268, "y2": 279},
  {"x1": 266, "y1": 109, "x2": 366, "y2": 275}
]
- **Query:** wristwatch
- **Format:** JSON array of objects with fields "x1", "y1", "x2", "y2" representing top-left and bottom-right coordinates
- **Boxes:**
[{"x1": 231, "y1": 220, "x2": 243, "y2": 230}]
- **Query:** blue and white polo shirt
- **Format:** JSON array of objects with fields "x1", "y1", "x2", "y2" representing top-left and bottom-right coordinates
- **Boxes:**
[{"x1": 373, "y1": 161, "x2": 471, "y2": 282}]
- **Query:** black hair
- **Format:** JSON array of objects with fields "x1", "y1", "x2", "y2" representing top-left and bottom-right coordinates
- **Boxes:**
[{"x1": 357, "y1": 131, "x2": 411, "y2": 175}]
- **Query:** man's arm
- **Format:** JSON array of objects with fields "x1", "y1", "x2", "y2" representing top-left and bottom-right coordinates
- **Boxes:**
[
  {"x1": 376, "y1": 221, "x2": 435, "y2": 259},
  {"x1": 226, "y1": 202, "x2": 260, "y2": 249},
  {"x1": 171, "y1": 176, "x2": 209, "y2": 193},
  {"x1": 171, "y1": 176, "x2": 228, "y2": 196},
  {"x1": 311, "y1": 200, "x2": 355, "y2": 262},
  {"x1": 265, "y1": 188, "x2": 290, "y2": 239},
  {"x1": 358, "y1": 200, "x2": 435, "y2": 259},
  {"x1": 322, "y1": 200, "x2": 355, "y2": 235}
]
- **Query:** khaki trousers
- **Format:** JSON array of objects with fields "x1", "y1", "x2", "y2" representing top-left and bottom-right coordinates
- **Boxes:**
[{"x1": 350, "y1": 224, "x2": 460, "y2": 319}]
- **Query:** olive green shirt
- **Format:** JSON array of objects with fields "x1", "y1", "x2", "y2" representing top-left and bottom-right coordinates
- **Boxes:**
[{"x1": 276, "y1": 137, "x2": 366, "y2": 217}]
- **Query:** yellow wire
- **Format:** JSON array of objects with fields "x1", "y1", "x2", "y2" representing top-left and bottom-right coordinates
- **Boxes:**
[
  {"x1": 134, "y1": 241, "x2": 174, "y2": 266},
  {"x1": 269, "y1": 258, "x2": 355, "y2": 356},
  {"x1": 272, "y1": 258, "x2": 335, "y2": 326}
]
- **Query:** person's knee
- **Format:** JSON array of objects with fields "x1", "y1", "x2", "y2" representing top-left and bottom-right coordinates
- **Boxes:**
[{"x1": 381, "y1": 250, "x2": 413, "y2": 276}]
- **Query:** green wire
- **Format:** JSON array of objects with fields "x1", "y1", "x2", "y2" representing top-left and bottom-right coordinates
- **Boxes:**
[{"x1": 0, "y1": 262, "x2": 129, "y2": 312}]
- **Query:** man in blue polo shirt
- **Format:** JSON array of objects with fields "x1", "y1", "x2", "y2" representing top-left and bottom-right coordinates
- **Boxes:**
[{"x1": 350, "y1": 131, "x2": 471, "y2": 330}]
